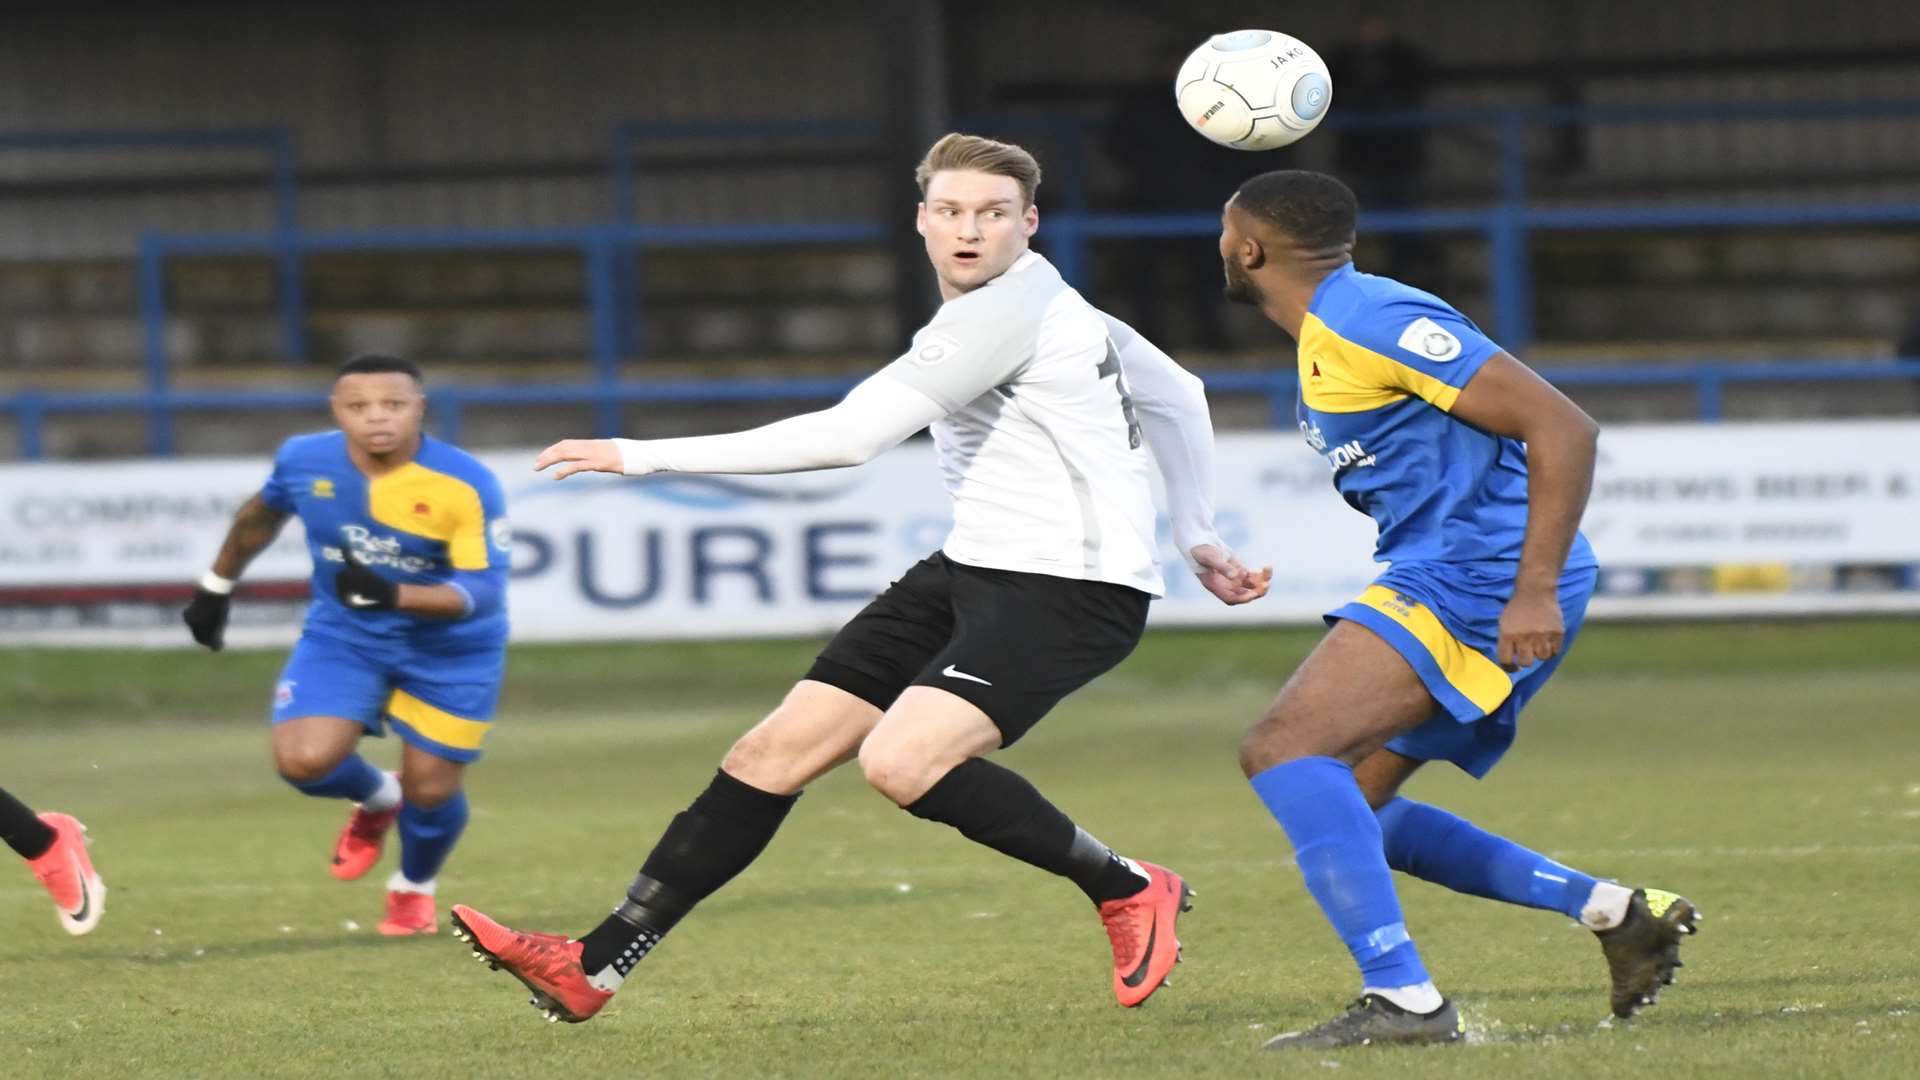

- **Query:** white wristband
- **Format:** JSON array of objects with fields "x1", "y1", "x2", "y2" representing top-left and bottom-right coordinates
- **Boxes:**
[{"x1": 199, "y1": 570, "x2": 236, "y2": 595}]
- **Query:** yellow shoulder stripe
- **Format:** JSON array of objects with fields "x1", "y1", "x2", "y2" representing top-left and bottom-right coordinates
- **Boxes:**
[
  {"x1": 1299, "y1": 312, "x2": 1462, "y2": 414},
  {"x1": 367, "y1": 463, "x2": 490, "y2": 570}
]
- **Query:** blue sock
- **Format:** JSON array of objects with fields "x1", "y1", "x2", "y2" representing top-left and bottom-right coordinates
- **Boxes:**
[
  {"x1": 397, "y1": 790, "x2": 469, "y2": 885},
  {"x1": 287, "y1": 754, "x2": 383, "y2": 801},
  {"x1": 1250, "y1": 757, "x2": 1430, "y2": 990},
  {"x1": 1377, "y1": 798, "x2": 1599, "y2": 920}
]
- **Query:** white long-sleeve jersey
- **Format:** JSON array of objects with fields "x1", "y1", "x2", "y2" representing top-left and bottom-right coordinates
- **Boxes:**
[{"x1": 615, "y1": 251, "x2": 1225, "y2": 597}]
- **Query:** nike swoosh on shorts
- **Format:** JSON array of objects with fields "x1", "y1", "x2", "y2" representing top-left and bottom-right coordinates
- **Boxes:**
[{"x1": 941, "y1": 665, "x2": 992, "y2": 686}]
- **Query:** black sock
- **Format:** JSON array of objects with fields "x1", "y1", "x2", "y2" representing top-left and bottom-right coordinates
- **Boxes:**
[
  {"x1": 0, "y1": 786, "x2": 56, "y2": 860},
  {"x1": 905, "y1": 758, "x2": 1148, "y2": 904},
  {"x1": 578, "y1": 768, "x2": 799, "y2": 976}
]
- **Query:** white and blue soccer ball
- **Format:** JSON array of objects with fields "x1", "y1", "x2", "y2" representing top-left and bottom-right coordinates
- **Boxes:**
[{"x1": 1175, "y1": 29, "x2": 1333, "y2": 151}]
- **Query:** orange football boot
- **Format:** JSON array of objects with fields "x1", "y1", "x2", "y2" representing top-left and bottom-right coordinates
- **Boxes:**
[
  {"x1": 451, "y1": 904, "x2": 615, "y2": 1023},
  {"x1": 379, "y1": 888, "x2": 439, "y2": 936},
  {"x1": 1098, "y1": 861, "x2": 1192, "y2": 1007},
  {"x1": 26, "y1": 813, "x2": 105, "y2": 936}
]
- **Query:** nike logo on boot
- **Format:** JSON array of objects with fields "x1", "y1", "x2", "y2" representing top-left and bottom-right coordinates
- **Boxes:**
[{"x1": 1120, "y1": 920, "x2": 1158, "y2": 988}]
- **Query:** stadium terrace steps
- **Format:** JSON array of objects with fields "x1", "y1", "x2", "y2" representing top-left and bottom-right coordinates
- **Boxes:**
[{"x1": 0, "y1": 248, "x2": 899, "y2": 370}]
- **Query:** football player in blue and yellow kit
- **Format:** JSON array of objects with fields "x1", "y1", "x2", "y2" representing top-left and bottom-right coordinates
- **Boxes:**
[
  {"x1": 1219, "y1": 172, "x2": 1699, "y2": 1049},
  {"x1": 183, "y1": 354, "x2": 509, "y2": 935}
]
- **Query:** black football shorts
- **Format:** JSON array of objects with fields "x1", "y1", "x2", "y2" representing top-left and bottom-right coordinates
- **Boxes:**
[{"x1": 805, "y1": 552, "x2": 1150, "y2": 746}]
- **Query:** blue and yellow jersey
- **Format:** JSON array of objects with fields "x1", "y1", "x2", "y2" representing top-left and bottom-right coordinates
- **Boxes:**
[
  {"x1": 1297, "y1": 264, "x2": 1597, "y2": 571},
  {"x1": 260, "y1": 432, "x2": 510, "y2": 652}
]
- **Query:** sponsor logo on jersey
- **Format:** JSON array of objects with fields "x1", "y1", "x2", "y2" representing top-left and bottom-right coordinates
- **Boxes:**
[
  {"x1": 490, "y1": 518, "x2": 513, "y2": 553},
  {"x1": 413, "y1": 501, "x2": 431, "y2": 516},
  {"x1": 327, "y1": 524, "x2": 434, "y2": 574},
  {"x1": 1397, "y1": 317, "x2": 1463, "y2": 362},
  {"x1": 1324, "y1": 439, "x2": 1378, "y2": 471},
  {"x1": 1302, "y1": 422, "x2": 1378, "y2": 470},
  {"x1": 311, "y1": 479, "x2": 335, "y2": 499}
]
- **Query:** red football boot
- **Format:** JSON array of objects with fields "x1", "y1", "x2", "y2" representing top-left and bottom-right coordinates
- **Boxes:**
[
  {"x1": 1098, "y1": 861, "x2": 1192, "y2": 1007},
  {"x1": 330, "y1": 788, "x2": 399, "y2": 881},
  {"x1": 451, "y1": 904, "x2": 615, "y2": 1023},
  {"x1": 26, "y1": 813, "x2": 105, "y2": 936},
  {"x1": 379, "y1": 888, "x2": 439, "y2": 936}
]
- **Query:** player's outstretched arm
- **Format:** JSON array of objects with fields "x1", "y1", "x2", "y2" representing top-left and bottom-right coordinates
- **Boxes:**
[
  {"x1": 536, "y1": 374, "x2": 950, "y2": 480},
  {"x1": 184, "y1": 493, "x2": 290, "y2": 651},
  {"x1": 1102, "y1": 312, "x2": 1271, "y2": 605},
  {"x1": 1449, "y1": 352, "x2": 1600, "y2": 671}
]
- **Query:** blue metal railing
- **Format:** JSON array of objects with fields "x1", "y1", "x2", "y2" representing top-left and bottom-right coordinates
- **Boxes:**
[
  {"x1": 1039, "y1": 98, "x2": 1920, "y2": 348},
  {"x1": 125, "y1": 195, "x2": 1920, "y2": 454},
  {"x1": 130, "y1": 223, "x2": 886, "y2": 454},
  {"x1": 1043, "y1": 200, "x2": 1920, "y2": 348},
  {"x1": 134, "y1": 101, "x2": 1920, "y2": 375},
  {"x1": 10, "y1": 102, "x2": 1920, "y2": 458},
  {"x1": 8, "y1": 361, "x2": 1918, "y2": 461}
]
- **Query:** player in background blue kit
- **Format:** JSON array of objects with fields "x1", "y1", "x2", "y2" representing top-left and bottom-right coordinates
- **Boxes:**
[
  {"x1": 183, "y1": 355, "x2": 510, "y2": 936},
  {"x1": 1218, "y1": 172, "x2": 1699, "y2": 1050}
]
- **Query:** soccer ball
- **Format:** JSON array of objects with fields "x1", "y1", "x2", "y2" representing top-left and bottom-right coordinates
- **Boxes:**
[{"x1": 1175, "y1": 29, "x2": 1332, "y2": 151}]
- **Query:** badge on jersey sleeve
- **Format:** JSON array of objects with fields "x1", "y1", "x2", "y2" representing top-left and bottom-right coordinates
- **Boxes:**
[
  {"x1": 1396, "y1": 317, "x2": 1463, "y2": 363},
  {"x1": 911, "y1": 330, "x2": 963, "y2": 367}
]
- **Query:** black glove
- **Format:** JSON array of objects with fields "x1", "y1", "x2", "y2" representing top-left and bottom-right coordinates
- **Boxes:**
[
  {"x1": 335, "y1": 550, "x2": 399, "y2": 612},
  {"x1": 182, "y1": 588, "x2": 232, "y2": 651}
]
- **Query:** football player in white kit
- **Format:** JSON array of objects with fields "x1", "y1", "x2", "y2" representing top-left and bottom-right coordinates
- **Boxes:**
[{"x1": 451, "y1": 133, "x2": 1271, "y2": 1024}]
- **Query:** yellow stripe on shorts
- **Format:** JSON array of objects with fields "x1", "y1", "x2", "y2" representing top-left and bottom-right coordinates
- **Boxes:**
[
  {"x1": 386, "y1": 689, "x2": 493, "y2": 751},
  {"x1": 1354, "y1": 585, "x2": 1513, "y2": 715}
]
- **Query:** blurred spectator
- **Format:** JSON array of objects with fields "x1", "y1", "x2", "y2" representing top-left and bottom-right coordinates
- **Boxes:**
[
  {"x1": 1545, "y1": 73, "x2": 1591, "y2": 176},
  {"x1": 1325, "y1": 15, "x2": 1442, "y2": 288},
  {"x1": 1897, "y1": 306, "x2": 1920, "y2": 409},
  {"x1": 1897, "y1": 304, "x2": 1920, "y2": 359}
]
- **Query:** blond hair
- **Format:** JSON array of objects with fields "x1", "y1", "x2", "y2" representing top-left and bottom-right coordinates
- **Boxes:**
[{"x1": 914, "y1": 133, "x2": 1043, "y2": 207}]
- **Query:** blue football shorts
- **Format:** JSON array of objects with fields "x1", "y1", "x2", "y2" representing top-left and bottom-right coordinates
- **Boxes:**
[
  {"x1": 270, "y1": 630, "x2": 506, "y2": 763},
  {"x1": 1325, "y1": 560, "x2": 1599, "y2": 778}
]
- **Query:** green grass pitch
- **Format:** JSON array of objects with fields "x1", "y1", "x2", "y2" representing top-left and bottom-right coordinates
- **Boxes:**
[{"x1": 3, "y1": 619, "x2": 1918, "y2": 1077}]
